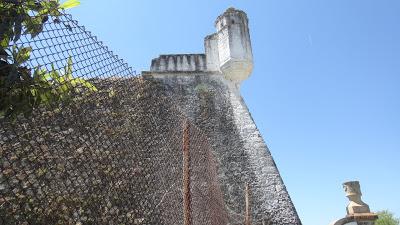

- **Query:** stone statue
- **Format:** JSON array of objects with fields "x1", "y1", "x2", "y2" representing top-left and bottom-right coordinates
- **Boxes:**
[
  {"x1": 343, "y1": 181, "x2": 371, "y2": 214},
  {"x1": 329, "y1": 181, "x2": 378, "y2": 225}
]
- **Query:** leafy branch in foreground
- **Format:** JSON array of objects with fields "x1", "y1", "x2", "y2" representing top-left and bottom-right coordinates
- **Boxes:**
[
  {"x1": 0, "y1": 0, "x2": 100, "y2": 119},
  {"x1": 1, "y1": 49, "x2": 98, "y2": 119},
  {"x1": 0, "y1": 0, "x2": 80, "y2": 45}
]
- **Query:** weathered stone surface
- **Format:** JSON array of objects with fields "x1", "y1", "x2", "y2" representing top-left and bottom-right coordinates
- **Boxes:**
[
  {"x1": 143, "y1": 72, "x2": 301, "y2": 224},
  {"x1": 213, "y1": 7, "x2": 253, "y2": 82},
  {"x1": 0, "y1": 78, "x2": 227, "y2": 225},
  {"x1": 142, "y1": 7, "x2": 301, "y2": 224}
]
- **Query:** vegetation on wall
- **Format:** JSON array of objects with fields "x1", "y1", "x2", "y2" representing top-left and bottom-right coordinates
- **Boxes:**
[{"x1": 0, "y1": 0, "x2": 97, "y2": 119}]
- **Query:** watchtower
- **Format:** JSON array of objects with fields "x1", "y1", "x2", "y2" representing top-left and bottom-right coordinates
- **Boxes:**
[{"x1": 204, "y1": 8, "x2": 253, "y2": 83}]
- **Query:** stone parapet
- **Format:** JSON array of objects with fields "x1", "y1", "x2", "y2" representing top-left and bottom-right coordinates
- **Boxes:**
[{"x1": 150, "y1": 54, "x2": 206, "y2": 72}]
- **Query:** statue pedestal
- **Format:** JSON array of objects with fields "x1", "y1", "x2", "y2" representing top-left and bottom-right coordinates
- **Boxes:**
[{"x1": 330, "y1": 212, "x2": 378, "y2": 225}]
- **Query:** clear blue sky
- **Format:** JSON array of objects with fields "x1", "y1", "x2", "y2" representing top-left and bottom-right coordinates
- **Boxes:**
[{"x1": 69, "y1": 1, "x2": 400, "y2": 224}]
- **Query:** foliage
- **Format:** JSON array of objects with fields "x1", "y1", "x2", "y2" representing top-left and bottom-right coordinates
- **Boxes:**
[
  {"x1": 1, "y1": 49, "x2": 97, "y2": 119},
  {"x1": 0, "y1": 0, "x2": 100, "y2": 119},
  {"x1": 376, "y1": 210, "x2": 400, "y2": 225},
  {"x1": 0, "y1": 0, "x2": 81, "y2": 43}
]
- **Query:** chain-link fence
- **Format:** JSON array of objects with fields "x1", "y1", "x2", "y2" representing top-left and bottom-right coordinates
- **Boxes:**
[{"x1": 0, "y1": 13, "x2": 229, "y2": 224}]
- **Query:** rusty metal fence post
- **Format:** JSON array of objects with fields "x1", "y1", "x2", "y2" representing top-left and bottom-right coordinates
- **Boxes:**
[
  {"x1": 182, "y1": 120, "x2": 192, "y2": 225},
  {"x1": 245, "y1": 183, "x2": 252, "y2": 225}
]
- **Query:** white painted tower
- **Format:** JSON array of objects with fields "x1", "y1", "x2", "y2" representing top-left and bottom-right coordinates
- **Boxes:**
[
  {"x1": 149, "y1": 8, "x2": 253, "y2": 84},
  {"x1": 205, "y1": 7, "x2": 253, "y2": 82}
]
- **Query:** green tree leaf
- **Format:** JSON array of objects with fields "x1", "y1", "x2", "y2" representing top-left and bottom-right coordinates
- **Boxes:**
[
  {"x1": 64, "y1": 57, "x2": 73, "y2": 80},
  {"x1": 59, "y1": 0, "x2": 80, "y2": 9},
  {"x1": 15, "y1": 47, "x2": 32, "y2": 64},
  {"x1": 0, "y1": 35, "x2": 10, "y2": 48},
  {"x1": 73, "y1": 78, "x2": 98, "y2": 92}
]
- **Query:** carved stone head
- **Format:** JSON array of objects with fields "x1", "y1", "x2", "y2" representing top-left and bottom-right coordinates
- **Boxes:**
[{"x1": 343, "y1": 181, "x2": 362, "y2": 197}]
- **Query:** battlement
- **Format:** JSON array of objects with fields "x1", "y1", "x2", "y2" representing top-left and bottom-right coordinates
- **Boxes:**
[
  {"x1": 146, "y1": 7, "x2": 253, "y2": 84},
  {"x1": 150, "y1": 54, "x2": 206, "y2": 72}
]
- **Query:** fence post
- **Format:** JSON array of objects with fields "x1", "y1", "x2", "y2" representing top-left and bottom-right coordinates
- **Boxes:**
[
  {"x1": 244, "y1": 183, "x2": 252, "y2": 225},
  {"x1": 182, "y1": 120, "x2": 192, "y2": 225}
]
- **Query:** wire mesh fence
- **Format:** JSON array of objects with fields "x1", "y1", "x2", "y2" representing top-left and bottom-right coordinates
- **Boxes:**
[{"x1": 0, "y1": 13, "x2": 229, "y2": 224}]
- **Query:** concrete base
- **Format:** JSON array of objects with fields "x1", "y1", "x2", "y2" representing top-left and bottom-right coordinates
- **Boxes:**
[{"x1": 330, "y1": 213, "x2": 378, "y2": 225}]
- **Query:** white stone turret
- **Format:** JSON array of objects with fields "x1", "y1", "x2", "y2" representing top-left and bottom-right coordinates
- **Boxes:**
[
  {"x1": 214, "y1": 7, "x2": 253, "y2": 82},
  {"x1": 148, "y1": 7, "x2": 253, "y2": 84}
]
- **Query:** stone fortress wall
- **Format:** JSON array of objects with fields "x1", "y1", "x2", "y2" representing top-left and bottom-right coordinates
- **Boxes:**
[
  {"x1": 0, "y1": 7, "x2": 303, "y2": 225},
  {"x1": 0, "y1": 78, "x2": 229, "y2": 225},
  {"x1": 143, "y1": 7, "x2": 302, "y2": 225}
]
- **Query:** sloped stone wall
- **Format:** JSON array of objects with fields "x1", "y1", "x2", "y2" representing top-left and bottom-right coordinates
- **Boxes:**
[{"x1": 144, "y1": 71, "x2": 302, "y2": 225}]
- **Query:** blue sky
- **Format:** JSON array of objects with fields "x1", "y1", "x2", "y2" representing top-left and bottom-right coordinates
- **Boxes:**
[{"x1": 69, "y1": 1, "x2": 400, "y2": 224}]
